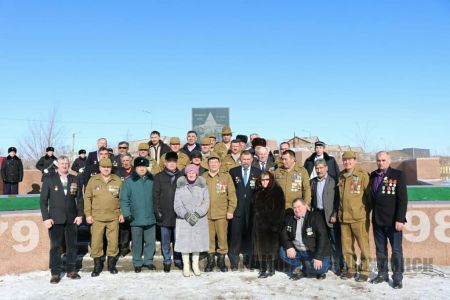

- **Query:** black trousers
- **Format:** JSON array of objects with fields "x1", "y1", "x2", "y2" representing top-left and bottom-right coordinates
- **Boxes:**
[
  {"x1": 49, "y1": 223, "x2": 78, "y2": 275},
  {"x1": 3, "y1": 182, "x2": 19, "y2": 195},
  {"x1": 119, "y1": 221, "x2": 131, "y2": 251},
  {"x1": 228, "y1": 216, "x2": 252, "y2": 266},
  {"x1": 373, "y1": 223, "x2": 404, "y2": 281}
]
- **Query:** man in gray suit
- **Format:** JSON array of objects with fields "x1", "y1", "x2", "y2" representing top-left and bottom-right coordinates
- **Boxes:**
[
  {"x1": 310, "y1": 159, "x2": 344, "y2": 275},
  {"x1": 252, "y1": 146, "x2": 275, "y2": 172}
]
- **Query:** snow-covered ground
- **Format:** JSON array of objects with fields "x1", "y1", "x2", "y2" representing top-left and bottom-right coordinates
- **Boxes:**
[{"x1": 0, "y1": 262, "x2": 449, "y2": 299}]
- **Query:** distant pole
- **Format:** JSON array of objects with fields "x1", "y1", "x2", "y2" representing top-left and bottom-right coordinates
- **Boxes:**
[{"x1": 72, "y1": 133, "x2": 76, "y2": 153}]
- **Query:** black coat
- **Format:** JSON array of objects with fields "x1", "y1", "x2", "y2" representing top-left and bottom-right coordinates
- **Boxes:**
[
  {"x1": 153, "y1": 169, "x2": 182, "y2": 227},
  {"x1": 36, "y1": 154, "x2": 58, "y2": 180},
  {"x1": 304, "y1": 152, "x2": 340, "y2": 180},
  {"x1": 369, "y1": 167, "x2": 408, "y2": 226},
  {"x1": 229, "y1": 166, "x2": 261, "y2": 219},
  {"x1": 253, "y1": 184, "x2": 285, "y2": 257},
  {"x1": 40, "y1": 173, "x2": 84, "y2": 224},
  {"x1": 280, "y1": 209, "x2": 331, "y2": 260},
  {"x1": 181, "y1": 143, "x2": 201, "y2": 157},
  {"x1": 71, "y1": 157, "x2": 86, "y2": 173},
  {"x1": 1, "y1": 155, "x2": 24, "y2": 183}
]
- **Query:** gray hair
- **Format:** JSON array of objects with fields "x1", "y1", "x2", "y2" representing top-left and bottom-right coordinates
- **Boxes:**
[
  {"x1": 314, "y1": 158, "x2": 327, "y2": 167},
  {"x1": 255, "y1": 145, "x2": 268, "y2": 155},
  {"x1": 57, "y1": 155, "x2": 70, "y2": 164}
]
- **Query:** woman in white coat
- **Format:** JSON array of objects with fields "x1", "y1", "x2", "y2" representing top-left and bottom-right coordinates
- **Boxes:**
[{"x1": 174, "y1": 164, "x2": 210, "y2": 276}]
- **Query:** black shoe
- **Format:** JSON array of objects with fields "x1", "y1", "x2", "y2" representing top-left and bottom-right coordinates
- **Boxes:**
[
  {"x1": 120, "y1": 248, "x2": 130, "y2": 257},
  {"x1": 289, "y1": 268, "x2": 304, "y2": 281},
  {"x1": 107, "y1": 256, "x2": 118, "y2": 274},
  {"x1": 355, "y1": 273, "x2": 369, "y2": 282},
  {"x1": 333, "y1": 269, "x2": 342, "y2": 276},
  {"x1": 393, "y1": 280, "x2": 403, "y2": 289},
  {"x1": 163, "y1": 263, "x2": 171, "y2": 273},
  {"x1": 143, "y1": 264, "x2": 156, "y2": 271},
  {"x1": 316, "y1": 273, "x2": 326, "y2": 280},
  {"x1": 258, "y1": 271, "x2": 269, "y2": 278},
  {"x1": 134, "y1": 266, "x2": 142, "y2": 273},
  {"x1": 204, "y1": 254, "x2": 215, "y2": 272},
  {"x1": 91, "y1": 258, "x2": 103, "y2": 277},
  {"x1": 370, "y1": 274, "x2": 389, "y2": 284},
  {"x1": 50, "y1": 275, "x2": 61, "y2": 284},
  {"x1": 230, "y1": 264, "x2": 238, "y2": 272},
  {"x1": 67, "y1": 272, "x2": 81, "y2": 280},
  {"x1": 174, "y1": 262, "x2": 184, "y2": 270},
  {"x1": 217, "y1": 254, "x2": 228, "y2": 272}
]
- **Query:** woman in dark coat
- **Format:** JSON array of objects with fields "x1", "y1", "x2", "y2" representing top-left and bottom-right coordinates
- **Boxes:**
[{"x1": 253, "y1": 171, "x2": 285, "y2": 278}]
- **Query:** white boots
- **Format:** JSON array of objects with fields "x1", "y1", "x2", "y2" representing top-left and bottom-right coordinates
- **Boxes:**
[
  {"x1": 182, "y1": 254, "x2": 191, "y2": 277},
  {"x1": 192, "y1": 252, "x2": 201, "y2": 276},
  {"x1": 182, "y1": 252, "x2": 201, "y2": 277}
]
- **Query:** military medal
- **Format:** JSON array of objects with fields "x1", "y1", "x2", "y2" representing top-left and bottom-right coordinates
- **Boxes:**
[
  {"x1": 306, "y1": 227, "x2": 313, "y2": 236},
  {"x1": 54, "y1": 186, "x2": 58, "y2": 191}
]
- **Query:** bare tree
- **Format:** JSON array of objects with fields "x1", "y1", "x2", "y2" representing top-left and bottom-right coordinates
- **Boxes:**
[
  {"x1": 19, "y1": 108, "x2": 68, "y2": 166},
  {"x1": 352, "y1": 122, "x2": 373, "y2": 152}
]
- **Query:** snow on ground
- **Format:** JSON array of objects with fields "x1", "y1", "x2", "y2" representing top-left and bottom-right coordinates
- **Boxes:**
[{"x1": 0, "y1": 264, "x2": 449, "y2": 299}]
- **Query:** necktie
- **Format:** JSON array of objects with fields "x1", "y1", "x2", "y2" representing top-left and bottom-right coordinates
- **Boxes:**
[
  {"x1": 261, "y1": 162, "x2": 265, "y2": 171},
  {"x1": 243, "y1": 168, "x2": 248, "y2": 185}
]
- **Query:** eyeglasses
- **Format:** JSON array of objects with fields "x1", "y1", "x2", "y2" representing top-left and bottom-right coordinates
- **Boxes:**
[
  {"x1": 261, "y1": 178, "x2": 270, "y2": 181},
  {"x1": 119, "y1": 146, "x2": 128, "y2": 149}
]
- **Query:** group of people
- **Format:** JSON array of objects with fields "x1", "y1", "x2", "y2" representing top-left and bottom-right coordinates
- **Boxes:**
[{"x1": 35, "y1": 126, "x2": 408, "y2": 290}]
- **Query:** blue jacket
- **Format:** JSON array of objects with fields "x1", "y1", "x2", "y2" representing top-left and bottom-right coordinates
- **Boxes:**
[{"x1": 120, "y1": 171, "x2": 156, "y2": 226}]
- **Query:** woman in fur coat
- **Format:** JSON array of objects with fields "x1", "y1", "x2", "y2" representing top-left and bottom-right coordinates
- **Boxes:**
[{"x1": 253, "y1": 171, "x2": 285, "y2": 278}]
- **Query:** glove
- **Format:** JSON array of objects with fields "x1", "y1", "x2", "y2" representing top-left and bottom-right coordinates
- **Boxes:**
[
  {"x1": 156, "y1": 212, "x2": 162, "y2": 223},
  {"x1": 125, "y1": 215, "x2": 134, "y2": 222},
  {"x1": 184, "y1": 212, "x2": 199, "y2": 226}
]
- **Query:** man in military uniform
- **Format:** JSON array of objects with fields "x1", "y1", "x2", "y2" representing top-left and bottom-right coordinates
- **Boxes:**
[
  {"x1": 137, "y1": 143, "x2": 160, "y2": 175},
  {"x1": 274, "y1": 150, "x2": 311, "y2": 209},
  {"x1": 159, "y1": 137, "x2": 190, "y2": 171},
  {"x1": 220, "y1": 140, "x2": 241, "y2": 173},
  {"x1": 203, "y1": 153, "x2": 237, "y2": 272},
  {"x1": 214, "y1": 125, "x2": 232, "y2": 159},
  {"x1": 274, "y1": 142, "x2": 290, "y2": 169},
  {"x1": 208, "y1": 132, "x2": 217, "y2": 148},
  {"x1": 71, "y1": 149, "x2": 87, "y2": 176},
  {"x1": 199, "y1": 136, "x2": 215, "y2": 169},
  {"x1": 36, "y1": 146, "x2": 58, "y2": 181},
  {"x1": 337, "y1": 151, "x2": 371, "y2": 282},
  {"x1": 84, "y1": 158, "x2": 124, "y2": 277}
]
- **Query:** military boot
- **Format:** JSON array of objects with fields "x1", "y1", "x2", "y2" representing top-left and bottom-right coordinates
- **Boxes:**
[
  {"x1": 204, "y1": 253, "x2": 215, "y2": 272},
  {"x1": 108, "y1": 256, "x2": 118, "y2": 274},
  {"x1": 217, "y1": 254, "x2": 228, "y2": 272},
  {"x1": 91, "y1": 258, "x2": 103, "y2": 277}
]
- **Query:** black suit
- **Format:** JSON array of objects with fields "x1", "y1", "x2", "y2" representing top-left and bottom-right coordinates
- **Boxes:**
[
  {"x1": 251, "y1": 159, "x2": 275, "y2": 172},
  {"x1": 40, "y1": 173, "x2": 83, "y2": 275},
  {"x1": 228, "y1": 166, "x2": 261, "y2": 267},
  {"x1": 368, "y1": 167, "x2": 408, "y2": 282}
]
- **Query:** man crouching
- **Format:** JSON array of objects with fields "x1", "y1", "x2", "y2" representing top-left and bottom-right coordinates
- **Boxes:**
[{"x1": 279, "y1": 198, "x2": 331, "y2": 280}]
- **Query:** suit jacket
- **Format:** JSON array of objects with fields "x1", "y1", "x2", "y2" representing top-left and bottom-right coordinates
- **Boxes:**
[
  {"x1": 229, "y1": 166, "x2": 261, "y2": 219},
  {"x1": 251, "y1": 159, "x2": 275, "y2": 172},
  {"x1": 310, "y1": 175, "x2": 340, "y2": 228},
  {"x1": 304, "y1": 152, "x2": 340, "y2": 180},
  {"x1": 368, "y1": 167, "x2": 408, "y2": 226},
  {"x1": 40, "y1": 173, "x2": 83, "y2": 224}
]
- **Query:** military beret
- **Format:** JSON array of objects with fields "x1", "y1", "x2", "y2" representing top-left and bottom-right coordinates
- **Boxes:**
[
  {"x1": 134, "y1": 157, "x2": 149, "y2": 167},
  {"x1": 342, "y1": 151, "x2": 357, "y2": 159},
  {"x1": 170, "y1": 137, "x2": 181, "y2": 145},
  {"x1": 138, "y1": 143, "x2": 149, "y2": 151},
  {"x1": 78, "y1": 149, "x2": 86, "y2": 155},
  {"x1": 46, "y1": 147, "x2": 55, "y2": 152},
  {"x1": 236, "y1": 134, "x2": 248, "y2": 144},
  {"x1": 165, "y1": 151, "x2": 178, "y2": 162},
  {"x1": 99, "y1": 158, "x2": 112, "y2": 168},
  {"x1": 221, "y1": 125, "x2": 232, "y2": 135},
  {"x1": 107, "y1": 148, "x2": 114, "y2": 153},
  {"x1": 200, "y1": 137, "x2": 211, "y2": 145},
  {"x1": 315, "y1": 141, "x2": 326, "y2": 147},
  {"x1": 208, "y1": 152, "x2": 221, "y2": 162},
  {"x1": 190, "y1": 150, "x2": 202, "y2": 159},
  {"x1": 8, "y1": 147, "x2": 17, "y2": 153}
]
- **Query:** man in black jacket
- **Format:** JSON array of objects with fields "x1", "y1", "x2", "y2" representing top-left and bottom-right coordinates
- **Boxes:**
[
  {"x1": 279, "y1": 198, "x2": 331, "y2": 280},
  {"x1": 181, "y1": 130, "x2": 201, "y2": 157},
  {"x1": 148, "y1": 130, "x2": 171, "y2": 165},
  {"x1": 71, "y1": 149, "x2": 87, "y2": 175},
  {"x1": 304, "y1": 141, "x2": 340, "y2": 180},
  {"x1": 228, "y1": 150, "x2": 261, "y2": 270},
  {"x1": 40, "y1": 156, "x2": 83, "y2": 283},
  {"x1": 1, "y1": 147, "x2": 23, "y2": 195},
  {"x1": 368, "y1": 151, "x2": 408, "y2": 289},
  {"x1": 153, "y1": 151, "x2": 183, "y2": 272},
  {"x1": 36, "y1": 146, "x2": 58, "y2": 181}
]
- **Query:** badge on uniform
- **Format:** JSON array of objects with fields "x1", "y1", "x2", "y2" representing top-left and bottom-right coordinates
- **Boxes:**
[
  {"x1": 54, "y1": 186, "x2": 59, "y2": 191},
  {"x1": 234, "y1": 176, "x2": 241, "y2": 184},
  {"x1": 287, "y1": 225, "x2": 292, "y2": 232},
  {"x1": 291, "y1": 173, "x2": 302, "y2": 192},
  {"x1": 306, "y1": 227, "x2": 313, "y2": 236},
  {"x1": 108, "y1": 185, "x2": 119, "y2": 195},
  {"x1": 94, "y1": 185, "x2": 100, "y2": 191},
  {"x1": 350, "y1": 176, "x2": 361, "y2": 194},
  {"x1": 249, "y1": 178, "x2": 256, "y2": 188},
  {"x1": 70, "y1": 183, "x2": 78, "y2": 195}
]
